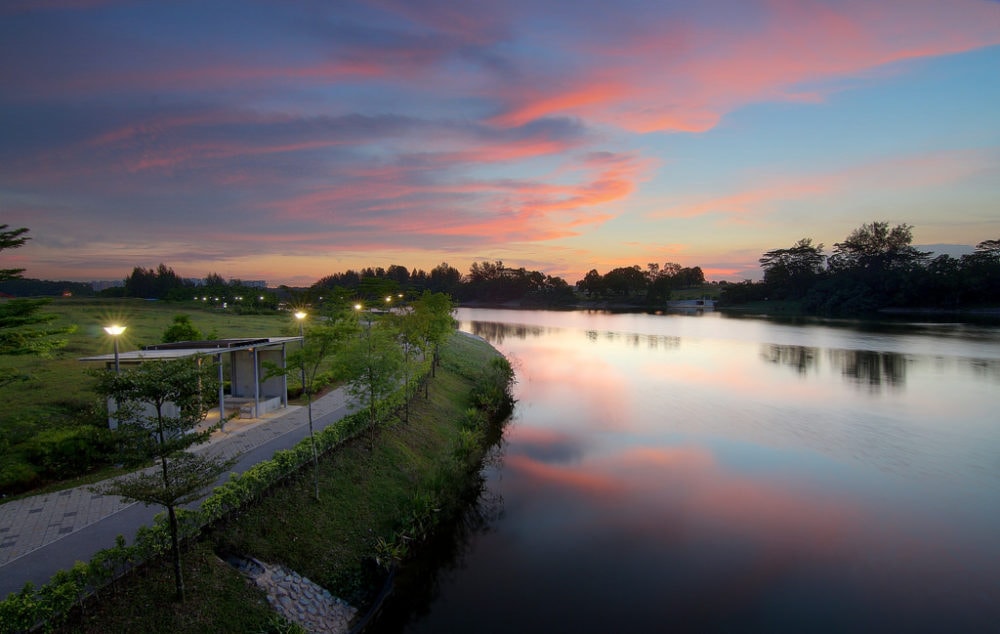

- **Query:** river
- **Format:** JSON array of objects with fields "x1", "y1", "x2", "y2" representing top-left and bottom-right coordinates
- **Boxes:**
[{"x1": 371, "y1": 308, "x2": 1000, "y2": 633}]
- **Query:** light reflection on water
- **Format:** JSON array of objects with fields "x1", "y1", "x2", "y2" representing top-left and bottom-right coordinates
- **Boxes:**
[{"x1": 381, "y1": 309, "x2": 1000, "y2": 633}]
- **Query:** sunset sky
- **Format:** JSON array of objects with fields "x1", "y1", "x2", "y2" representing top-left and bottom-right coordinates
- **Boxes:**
[{"x1": 2, "y1": 0, "x2": 998, "y2": 286}]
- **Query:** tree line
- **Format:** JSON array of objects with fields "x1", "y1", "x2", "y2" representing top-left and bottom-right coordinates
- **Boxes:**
[
  {"x1": 576, "y1": 263, "x2": 706, "y2": 304},
  {"x1": 721, "y1": 221, "x2": 1000, "y2": 314},
  {"x1": 86, "y1": 260, "x2": 705, "y2": 307}
]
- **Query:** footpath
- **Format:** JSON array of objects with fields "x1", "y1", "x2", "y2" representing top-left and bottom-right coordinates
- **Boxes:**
[{"x1": 0, "y1": 386, "x2": 355, "y2": 599}]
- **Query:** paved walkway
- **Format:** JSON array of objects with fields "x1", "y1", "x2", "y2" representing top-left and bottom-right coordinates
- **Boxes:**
[{"x1": 0, "y1": 386, "x2": 355, "y2": 597}]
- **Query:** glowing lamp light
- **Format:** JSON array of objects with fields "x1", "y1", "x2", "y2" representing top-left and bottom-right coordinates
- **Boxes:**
[{"x1": 104, "y1": 324, "x2": 126, "y2": 373}]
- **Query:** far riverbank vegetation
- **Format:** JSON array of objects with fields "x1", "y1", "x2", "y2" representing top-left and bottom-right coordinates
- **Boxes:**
[{"x1": 3, "y1": 221, "x2": 997, "y2": 317}]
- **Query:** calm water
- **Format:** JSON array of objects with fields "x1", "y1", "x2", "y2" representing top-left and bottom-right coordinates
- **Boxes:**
[{"x1": 374, "y1": 308, "x2": 1000, "y2": 633}]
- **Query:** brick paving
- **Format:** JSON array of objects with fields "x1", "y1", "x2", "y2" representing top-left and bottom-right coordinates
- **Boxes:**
[{"x1": 0, "y1": 386, "x2": 353, "y2": 569}]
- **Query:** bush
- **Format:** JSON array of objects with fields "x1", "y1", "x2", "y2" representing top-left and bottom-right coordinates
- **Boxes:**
[
  {"x1": 21, "y1": 426, "x2": 115, "y2": 480},
  {"x1": 0, "y1": 459, "x2": 39, "y2": 494}
]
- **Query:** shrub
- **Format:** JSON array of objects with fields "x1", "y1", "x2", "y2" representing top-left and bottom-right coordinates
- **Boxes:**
[
  {"x1": 21, "y1": 426, "x2": 115, "y2": 480},
  {"x1": 0, "y1": 459, "x2": 39, "y2": 494}
]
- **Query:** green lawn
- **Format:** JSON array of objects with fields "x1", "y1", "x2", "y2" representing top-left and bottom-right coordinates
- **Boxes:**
[{"x1": 0, "y1": 298, "x2": 301, "y2": 496}]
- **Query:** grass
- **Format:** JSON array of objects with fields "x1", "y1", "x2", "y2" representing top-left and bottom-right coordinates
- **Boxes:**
[
  {"x1": 670, "y1": 284, "x2": 723, "y2": 300},
  {"x1": 0, "y1": 298, "x2": 305, "y2": 496},
  {"x1": 1, "y1": 297, "x2": 295, "y2": 422},
  {"x1": 62, "y1": 542, "x2": 282, "y2": 634},
  {"x1": 57, "y1": 333, "x2": 505, "y2": 633}
]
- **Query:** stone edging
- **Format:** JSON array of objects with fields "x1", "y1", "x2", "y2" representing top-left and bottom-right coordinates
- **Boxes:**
[{"x1": 228, "y1": 555, "x2": 357, "y2": 634}]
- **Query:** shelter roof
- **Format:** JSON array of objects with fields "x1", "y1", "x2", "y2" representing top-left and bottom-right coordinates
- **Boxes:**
[{"x1": 79, "y1": 336, "x2": 300, "y2": 363}]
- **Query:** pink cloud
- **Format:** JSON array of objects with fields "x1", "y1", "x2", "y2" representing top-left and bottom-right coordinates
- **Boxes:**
[
  {"x1": 504, "y1": 453, "x2": 626, "y2": 497},
  {"x1": 487, "y1": 0, "x2": 1000, "y2": 133},
  {"x1": 269, "y1": 151, "x2": 647, "y2": 248}
]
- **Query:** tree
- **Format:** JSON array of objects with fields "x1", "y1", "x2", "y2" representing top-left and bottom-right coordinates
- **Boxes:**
[
  {"x1": 829, "y1": 222, "x2": 929, "y2": 273},
  {"x1": 759, "y1": 238, "x2": 826, "y2": 299},
  {"x1": 0, "y1": 225, "x2": 30, "y2": 281},
  {"x1": 603, "y1": 266, "x2": 646, "y2": 298},
  {"x1": 0, "y1": 226, "x2": 75, "y2": 388},
  {"x1": 268, "y1": 312, "x2": 356, "y2": 501},
  {"x1": 341, "y1": 313, "x2": 404, "y2": 448},
  {"x1": 577, "y1": 269, "x2": 605, "y2": 297},
  {"x1": 427, "y1": 262, "x2": 462, "y2": 294},
  {"x1": 90, "y1": 358, "x2": 232, "y2": 602},
  {"x1": 411, "y1": 291, "x2": 454, "y2": 379},
  {"x1": 827, "y1": 222, "x2": 931, "y2": 308},
  {"x1": 389, "y1": 306, "x2": 426, "y2": 423},
  {"x1": 960, "y1": 238, "x2": 1000, "y2": 304},
  {"x1": 162, "y1": 315, "x2": 203, "y2": 343},
  {"x1": 203, "y1": 272, "x2": 226, "y2": 287},
  {"x1": 124, "y1": 263, "x2": 188, "y2": 299}
]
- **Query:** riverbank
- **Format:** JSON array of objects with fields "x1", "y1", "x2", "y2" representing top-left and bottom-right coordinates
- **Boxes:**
[{"x1": 56, "y1": 332, "x2": 512, "y2": 633}]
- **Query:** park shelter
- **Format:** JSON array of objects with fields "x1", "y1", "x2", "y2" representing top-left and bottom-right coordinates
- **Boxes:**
[{"x1": 80, "y1": 337, "x2": 301, "y2": 430}]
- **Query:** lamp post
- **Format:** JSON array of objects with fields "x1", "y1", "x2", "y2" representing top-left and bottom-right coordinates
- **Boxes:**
[
  {"x1": 294, "y1": 310, "x2": 320, "y2": 501},
  {"x1": 294, "y1": 310, "x2": 307, "y2": 393},
  {"x1": 104, "y1": 324, "x2": 126, "y2": 373}
]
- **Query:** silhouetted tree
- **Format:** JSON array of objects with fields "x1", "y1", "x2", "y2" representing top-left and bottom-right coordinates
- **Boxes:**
[{"x1": 760, "y1": 238, "x2": 826, "y2": 299}]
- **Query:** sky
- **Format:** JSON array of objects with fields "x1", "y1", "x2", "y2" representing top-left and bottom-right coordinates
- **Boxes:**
[{"x1": 1, "y1": 0, "x2": 998, "y2": 287}]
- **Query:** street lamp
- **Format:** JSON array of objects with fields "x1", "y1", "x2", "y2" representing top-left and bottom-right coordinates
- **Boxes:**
[
  {"x1": 294, "y1": 310, "x2": 307, "y2": 398},
  {"x1": 294, "y1": 309, "x2": 321, "y2": 501},
  {"x1": 294, "y1": 311, "x2": 307, "y2": 389},
  {"x1": 104, "y1": 324, "x2": 126, "y2": 373},
  {"x1": 294, "y1": 311, "x2": 307, "y2": 338}
]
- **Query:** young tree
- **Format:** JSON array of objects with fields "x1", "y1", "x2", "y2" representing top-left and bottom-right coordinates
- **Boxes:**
[
  {"x1": 268, "y1": 313, "x2": 356, "y2": 501},
  {"x1": 411, "y1": 291, "x2": 454, "y2": 379},
  {"x1": 91, "y1": 357, "x2": 231, "y2": 602},
  {"x1": 389, "y1": 304, "x2": 429, "y2": 422},
  {"x1": 341, "y1": 313, "x2": 404, "y2": 448},
  {"x1": 0, "y1": 225, "x2": 75, "y2": 388}
]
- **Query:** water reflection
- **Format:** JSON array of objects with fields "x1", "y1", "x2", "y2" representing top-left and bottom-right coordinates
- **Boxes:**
[
  {"x1": 468, "y1": 320, "x2": 546, "y2": 343},
  {"x1": 375, "y1": 309, "x2": 1000, "y2": 633},
  {"x1": 586, "y1": 329, "x2": 680, "y2": 349},
  {"x1": 969, "y1": 357, "x2": 1000, "y2": 381},
  {"x1": 760, "y1": 344, "x2": 818, "y2": 374},
  {"x1": 828, "y1": 348, "x2": 907, "y2": 388}
]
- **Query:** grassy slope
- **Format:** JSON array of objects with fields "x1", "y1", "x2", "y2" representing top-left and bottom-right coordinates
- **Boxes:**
[{"x1": 61, "y1": 333, "x2": 502, "y2": 633}]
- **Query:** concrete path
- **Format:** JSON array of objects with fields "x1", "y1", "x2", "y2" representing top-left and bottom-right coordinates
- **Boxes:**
[{"x1": 0, "y1": 387, "x2": 356, "y2": 598}]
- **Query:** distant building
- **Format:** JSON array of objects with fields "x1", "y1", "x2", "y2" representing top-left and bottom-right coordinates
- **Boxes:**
[
  {"x1": 90, "y1": 280, "x2": 124, "y2": 291},
  {"x1": 232, "y1": 279, "x2": 267, "y2": 289}
]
